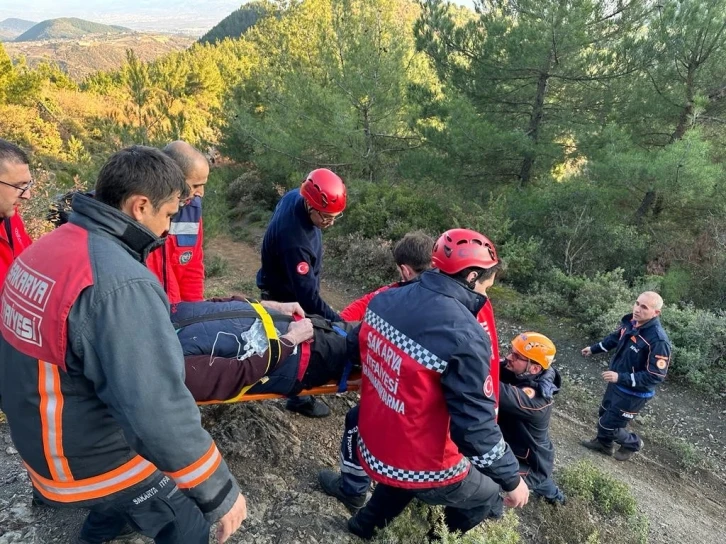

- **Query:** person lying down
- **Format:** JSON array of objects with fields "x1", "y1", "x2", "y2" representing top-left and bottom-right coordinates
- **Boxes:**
[{"x1": 172, "y1": 297, "x2": 357, "y2": 403}]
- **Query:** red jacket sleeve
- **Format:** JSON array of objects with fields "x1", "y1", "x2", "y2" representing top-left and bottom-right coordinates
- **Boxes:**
[
  {"x1": 340, "y1": 283, "x2": 396, "y2": 322},
  {"x1": 476, "y1": 299, "x2": 500, "y2": 410}
]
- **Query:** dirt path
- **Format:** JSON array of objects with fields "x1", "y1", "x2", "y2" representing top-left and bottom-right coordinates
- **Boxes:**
[{"x1": 1, "y1": 236, "x2": 724, "y2": 544}]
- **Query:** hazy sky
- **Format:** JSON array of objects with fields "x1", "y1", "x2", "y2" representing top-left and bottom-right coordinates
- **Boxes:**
[{"x1": 0, "y1": 1, "x2": 477, "y2": 35}]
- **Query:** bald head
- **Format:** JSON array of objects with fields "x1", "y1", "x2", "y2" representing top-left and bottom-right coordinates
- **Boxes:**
[
  {"x1": 633, "y1": 291, "x2": 663, "y2": 325},
  {"x1": 163, "y1": 141, "x2": 209, "y2": 199}
]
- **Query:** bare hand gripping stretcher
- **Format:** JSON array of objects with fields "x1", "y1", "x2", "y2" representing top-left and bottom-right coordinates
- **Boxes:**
[{"x1": 172, "y1": 300, "x2": 359, "y2": 405}]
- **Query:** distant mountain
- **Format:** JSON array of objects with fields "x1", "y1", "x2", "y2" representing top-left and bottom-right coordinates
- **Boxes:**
[
  {"x1": 198, "y1": 2, "x2": 267, "y2": 44},
  {"x1": 4, "y1": 33, "x2": 194, "y2": 80},
  {"x1": 15, "y1": 17, "x2": 131, "y2": 42},
  {"x1": 0, "y1": 18, "x2": 37, "y2": 41}
]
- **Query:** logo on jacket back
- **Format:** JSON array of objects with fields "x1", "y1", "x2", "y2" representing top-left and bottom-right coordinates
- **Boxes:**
[
  {"x1": 296, "y1": 262, "x2": 309, "y2": 275},
  {"x1": 179, "y1": 251, "x2": 192, "y2": 265},
  {"x1": 1, "y1": 260, "x2": 55, "y2": 346}
]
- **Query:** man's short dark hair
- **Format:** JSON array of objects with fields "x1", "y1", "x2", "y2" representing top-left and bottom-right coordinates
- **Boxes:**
[
  {"x1": 449, "y1": 262, "x2": 502, "y2": 287},
  {"x1": 0, "y1": 139, "x2": 30, "y2": 173},
  {"x1": 393, "y1": 231, "x2": 434, "y2": 273},
  {"x1": 95, "y1": 145, "x2": 189, "y2": 210}
]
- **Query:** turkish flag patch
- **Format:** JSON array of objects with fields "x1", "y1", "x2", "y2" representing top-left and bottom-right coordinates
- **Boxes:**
[
  {"x1": 483, "y1": 375, "x2": 494, "y2": 398},
  {"x1": 296, "y1": 262, "x2": 310, "y2": 275}
]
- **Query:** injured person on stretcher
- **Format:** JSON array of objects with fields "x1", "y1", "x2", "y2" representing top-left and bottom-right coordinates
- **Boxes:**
[{"x1": 172, "y1": 297, "x2": 357, "y2": 404}]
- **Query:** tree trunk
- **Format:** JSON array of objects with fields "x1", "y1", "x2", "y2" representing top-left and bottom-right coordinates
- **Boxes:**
[
  {"x1": 361, "y1": 101, "x2": 375, "y2": 182},
  {"x1": 671, "y1": 64, "x2": 696, "y2": 141},
  {"x1": 634, "y1": 189, "x2": 656, "y2": 224},
  {"x1": 519, "y1": 51, "x2": 553, "y2": 187}
]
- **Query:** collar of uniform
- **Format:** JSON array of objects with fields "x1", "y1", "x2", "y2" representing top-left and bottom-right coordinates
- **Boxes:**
[
  {"x1": 185, "y1": 195, "x2": 202, "y2": 209},
  {"x1": 419, "y1": 270, "x2": 487, "y2": 316},
  {"x1": 69, "y1": 193, "x2": 165, "y2": 263},
  {"x1": 293, "y1": 190, "x2": 316, "y2": 230},
  {"x1": 625, "y1": 313, "x2": 661, "y2": 332}
]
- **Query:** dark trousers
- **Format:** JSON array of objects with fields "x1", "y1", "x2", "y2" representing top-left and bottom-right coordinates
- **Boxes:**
[
  {"x1": 528, "y1": 476, "x2": 564, "y2": 502},
  {"x1": 338, "y1": 405, "x2": 370, "y2": 496},
  {"x1": 78, "y1": 473, "x2": 210, "y2": 544},
  {"x1": 351, "y1": 468, "x2": 502, "y2": 540},
  {"x1": 597, "y1": 384, "x2": 648, "y2": 451}
]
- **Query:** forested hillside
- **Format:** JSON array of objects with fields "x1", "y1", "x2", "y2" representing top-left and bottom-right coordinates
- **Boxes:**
[
  {"x1": 1, "y1": 0, "x2": 724, "y2": 391},
  {"x1": 14, "y1": 17, "x2": 130, "y2": 41},
  {"x1": 198, "y1": 1, "x2": 267, "y2": 44}
]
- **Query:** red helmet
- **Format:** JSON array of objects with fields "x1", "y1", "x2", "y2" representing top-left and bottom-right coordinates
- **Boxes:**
[
  {"x1": 300, "y1": 169, "x2": 347, "y2": 214},
  {"x1": 432, "y1": 229, "x2": 498, "y2": 274}
]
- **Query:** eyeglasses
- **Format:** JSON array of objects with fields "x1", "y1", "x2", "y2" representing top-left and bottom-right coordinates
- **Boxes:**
[
  {"x1": 0, "y1": 179, "x2": 34, "y2": 197},
  {"x1": 314, "y1": 209, "x2": 343, "y2": 223}
]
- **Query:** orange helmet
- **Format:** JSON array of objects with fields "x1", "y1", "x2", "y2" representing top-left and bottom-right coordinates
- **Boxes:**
[
  {"x1": 511, "y1": 332, "x2": 556, "y2": 369},
  {"x1": 300, "y1": 168, "x2": 347, "y2": 214},
  {"x1": 432, "y1": 229, "x2": 498, "y2": 274}
]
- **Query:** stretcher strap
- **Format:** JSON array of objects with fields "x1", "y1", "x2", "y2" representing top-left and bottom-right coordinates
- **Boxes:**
[
  {"x1": 222, "y1": 301, "x2": 282, "y2": 403},
  {"x1": 332, "y1": 325, "x2": 354, "y2": 394}
]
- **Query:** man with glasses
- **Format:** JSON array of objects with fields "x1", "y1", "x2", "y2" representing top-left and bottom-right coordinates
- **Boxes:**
[
  {"x1": 499, "y1": 332, "x2": 565, "y2": 505},
  {"x1": 257, "y1": 168, "x2": 347, "y2": 417},
  {"x1": 0, "y1": 139, "x2": 33, "y2": 286}
]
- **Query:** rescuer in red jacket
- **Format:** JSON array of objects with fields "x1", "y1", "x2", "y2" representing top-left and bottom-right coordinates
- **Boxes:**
[
  {"x1": 146, "y1": 141, "x2": 208, "y2": 303},
  {"x1": 0, "y1": 139, "x2": 33, "y2": 286},
  {"x1": 340, "y1": 229, "x2": 529, "y2": 540},
  {"x1": 321, "y1": 230, "x2": 505, "y2": 514}
]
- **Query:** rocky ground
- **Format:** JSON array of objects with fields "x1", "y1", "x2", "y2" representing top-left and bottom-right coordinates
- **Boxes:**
[{"x1": 1, "y1": 235, "x2": 724, "y2": 544}]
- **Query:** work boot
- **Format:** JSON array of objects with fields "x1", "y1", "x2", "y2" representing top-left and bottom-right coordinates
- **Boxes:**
[
  {"x1": 545, "y1": 493, "x2": 567, "y2": 506},
  {"x1": 348, "y1": 515, "x2": 375, "y2": 540},
  {"x1": 286, "y1": 396, "x2": 330, "y2": 418},
  {"x1": 580, "y1": 438, "x2": 614, "y2": 456},
  {"x1": 614, "y1": 438, "x2": 644, "y2": 462},
  {"x1": 318, "y1": 469, "x2": 367, "y2": 513}
]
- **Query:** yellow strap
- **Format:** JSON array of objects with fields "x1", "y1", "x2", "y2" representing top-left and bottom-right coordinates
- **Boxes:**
[{"x1": 224, "y1": 302, "x2": 281, "y2": 403}]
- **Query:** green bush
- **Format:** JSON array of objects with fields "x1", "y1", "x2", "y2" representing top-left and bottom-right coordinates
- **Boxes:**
[
  {"x1": 204, "y1": 255, "x2": 229, "y2": 278},
  {"x1": 658, "y1": 305, "x2": 726, "y2": 392},
  {"x1": 203, "y1": 166, "x2": 245, "y2": 238},
  {"x1": 372, "y1": 503, "x2": 521, "y2": 544},
  {"x1": 324, "y1": 233, "x2": 398, "y2": 292},
  {"x1": 522, "y1": 494, "x2": 648, "y2": 544},
  {"x1": 499, "y1": 236, "x2": 544, "y2": 289},
  {"x1": 338, "y1": 180, "x2": 448, "y2": 241},
  {"x1": 559, "y1": 460, "x2": 637, "y2": 516},
  {"x1": 534, "y1": 268, "x2": 635, "y2": 337},
  {"x1": 226, "y1": 168, "x2": 283, "y2": 221}
]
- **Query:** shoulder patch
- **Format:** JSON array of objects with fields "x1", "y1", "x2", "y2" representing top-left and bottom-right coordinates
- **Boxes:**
[
  {"x1": 483, "y1": 375, "x2": 494, "y2": 398},
  {"x1": 179, "y1": 250, "x2": 192, "y2": 265},
  {"x1": 296, "y1": 262, "x2": 310, "y2": 275},
  {"x1": 522, "y1": 387, "x2": 536, "y2": 399},
  {"x1": 655, "y1": 355, "x2": 669, "y2": 370}
]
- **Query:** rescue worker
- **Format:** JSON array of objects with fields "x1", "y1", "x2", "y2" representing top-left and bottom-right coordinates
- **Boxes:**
[
  {"x1": 320, "y1": 230, "x2": 505, "y2": 512},
  {"x1": 341, "y1": 229, "x2": 529, "y2": 540},
  {"x1": 499, "y1": 332, "x2": 565, "y2": 504},
  {"x1": 146, "y1": 140, "x2": 208, "y2": 303},
  {"x1": 0, "y1": 139, "x2": 33, "y2": 285},
  {"x1": 256, "y1": 168, "x2": 347, "y2": 418},
  {"x1": 0, "y1": 146, "x2": 246, "y2": 544},
  {"x1": 581, "y1": 291, "x2": 671, "y2": 461}
]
